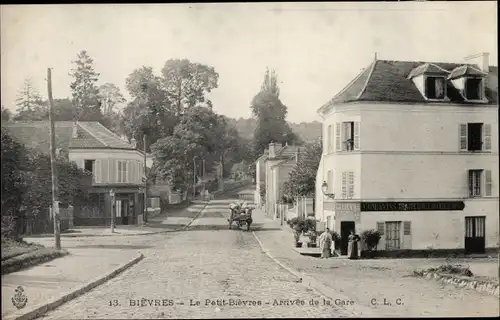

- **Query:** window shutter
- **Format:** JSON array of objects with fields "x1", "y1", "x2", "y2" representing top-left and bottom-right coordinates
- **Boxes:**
[
  {"x1": 348, "y1": 172, "x2": 354, "y2": 199},
  {"x1": 377, "y1": 222, "x2": 385, "y2": 235},
  {"x1": 327, "y1": 170, "x2": 333, "y2": 193},
  {"x1": 483, "y1": 124, "x2": 491, "y2": 151},
  {"x1": 485, "y1": 170, "x2": 492, "y2": 197},
  {"x1": 354, "y1": 122, "x2": 360, "y2": 150},
  {"x1": 327, "y1": 125, "x2": 332, "y2": 153},
  {"x1": 403, "y1": 221, "x2": 411, "y2": 235},
  {"x1": 341, "y1": 172, "x2": 347, "y2": 199},
  {"x1": 95, "y1": 160, "x2": 101, "y2": 183},
  {"x1": 335, "y1": 123, "x2": 341, "y2": 151},
  {"x1": 126, "y1": 161, "x2": 130, "y2": 183},
  {"x1": 460, "y1": 124, "x2": 467, "y2": 151},
  {"x1": 116, "y1": 161, "x2": 121, "y2": 183}
]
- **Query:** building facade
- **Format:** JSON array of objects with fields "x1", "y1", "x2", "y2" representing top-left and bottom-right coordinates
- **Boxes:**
[
  {"x1": 5, "y1": 121, "x2": 146, "y2": 226},
  {"x1": 316, "y1": 52, "x2": 499, "y2": 255}
]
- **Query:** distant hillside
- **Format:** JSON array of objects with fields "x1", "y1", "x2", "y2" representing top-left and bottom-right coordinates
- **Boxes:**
[{"x1": 225, "y1": 117, "x2": 322, "y2": 143}]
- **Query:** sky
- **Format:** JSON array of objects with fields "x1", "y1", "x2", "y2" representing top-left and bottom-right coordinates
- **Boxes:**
[{"x1": 1, "y1": 2, "x2": 497, "y2": 123}]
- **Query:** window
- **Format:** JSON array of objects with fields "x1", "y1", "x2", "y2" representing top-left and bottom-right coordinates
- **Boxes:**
[
  {"x1": 465, "y1": 78, "x2": 483, "y2": 100},
  {"x1": 426, "y1": 77, "x2": 446, "y2": 99},
  {"x1": 385, "y1": 221, "x2": 401, "y2": 250},
  {"x1": 337, "y1": 121, "x2": 360, "y2": 151},
  {"x1": 84, "y1": 160, "x2": 95, "y2": 173},
  {"x1": 468, "y1": 170, "x2": 482, "y2": 197},
  {"x1": 327, "y1": 170, "x2": 333, "y2": 193},
  {"x1": 118, "y1": 160, "x2": 128, "y2": 183},
  {"x1": 460, "y1": 123, "x2": 491, "y2": 152},
  {"x1": 327, "y1": 125, "x2": 333, "y2": 153}
]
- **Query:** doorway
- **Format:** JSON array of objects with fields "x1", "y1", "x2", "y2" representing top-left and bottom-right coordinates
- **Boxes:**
[
  {"x1": 340, "y1": 221, "x2": 355, "y2": 255},
  {"x1": 465, "y1": 216, "x2": 486, "y2": 254},
  {"x1": 115, "y1": 199, "x2": 130, "y2": 225}
]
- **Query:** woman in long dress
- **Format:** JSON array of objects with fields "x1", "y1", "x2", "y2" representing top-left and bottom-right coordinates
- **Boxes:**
[
  {"x1": 319, "y1": 228, "x2": 333, "y2": 258},
  {"x1": 348, "y1": 231, "x2": 360, "y2": 260}
]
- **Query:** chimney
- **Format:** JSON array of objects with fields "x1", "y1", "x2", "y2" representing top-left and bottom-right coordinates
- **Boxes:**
[
  {"x1": 464, "y1": 52, "x2": 489, "y2": 73},
  {"x1": 72, "y1": 121, "x2": 78, "y2": 138},
  {"x1": 131, "y1": 138, "x2": 137, "y2": 148}
]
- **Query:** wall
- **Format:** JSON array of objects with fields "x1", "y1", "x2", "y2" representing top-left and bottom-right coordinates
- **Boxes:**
[
  {"x1": 358, "y1": 103, "x2": 498, "y2": 153},
  {"x1": 361, "y1": 199, "x2": 499, "y2": 250},
  {"x1": 69, "y1": 149, "x2": 144, "y2": 186}
]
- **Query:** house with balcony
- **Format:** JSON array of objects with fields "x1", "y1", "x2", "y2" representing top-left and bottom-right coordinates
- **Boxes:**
[
  {"x1": 5, "y1": 121, "x2": 146, "y2": 226},
  {"x1": 316, "y1": 52, "x2": 498, "y2": 256}
]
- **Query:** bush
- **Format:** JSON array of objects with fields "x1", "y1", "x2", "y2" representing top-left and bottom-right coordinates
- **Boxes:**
[{"x1": 361, "y1": 229, "x2": 381, "y2": 251}]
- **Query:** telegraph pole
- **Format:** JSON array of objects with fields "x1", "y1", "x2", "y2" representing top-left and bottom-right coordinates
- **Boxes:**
[
  {"x1": 202, "y1": 158, "x2": 206, "y2": 197},
  {"x1": 193, "y1": 158, "x2": 197, "y2": 199},
  {"x1": 143, "y1": 134, "x2": 148, "y2": 223},
  {"x1": 47, "y1": 68, "x2": 60, "y2": 250}
]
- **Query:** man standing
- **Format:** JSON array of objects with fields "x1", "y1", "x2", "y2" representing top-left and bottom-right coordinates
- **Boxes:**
[{"x1": 319, "y1": 228, "x2": 333, "y2": 258}]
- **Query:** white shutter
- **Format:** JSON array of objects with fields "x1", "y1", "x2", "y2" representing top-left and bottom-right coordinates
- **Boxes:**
[
  {"x1": 460, "y1": 124, "x2": 467, "y2": 151},
  {"x1": 95, "y1": 160, "x2": 101, "y2": 183},
  {"x1": 327, "y1": 170, "x2": 334, "y2": 193},
  {"x1": 485, "y1": 170, "x2": 492, "y2": 197},
  {"x1": 354, "y1": 122, "x2": 360, "y2": 150},
  {"x1": 348, "y1": 172, "x2": 354, "y2": 199},
  {"x1": 116, "y1": 161, "x2": 121, "y2": 183},
  {"x1": 335, "y1": 123, "x2": 341, "y2": 151},
  {"x1": 328, "y1": 125, "x2": 333, "y2": 153},
  {"x1": 126, "y1": 161, "x2": 130, "y2": 183},
  {"x1": 483, "y1": 124, "x2": 491, "y2": 151},
  {"x1": 403, "y1": 221, "x2": 411, "y2": 235},
  {"x1": 341, "y1": 172, "x2": 347, "y2": 199},
  {"x1": 377, "y1": 222, "x2": 385, "y2": 235}
]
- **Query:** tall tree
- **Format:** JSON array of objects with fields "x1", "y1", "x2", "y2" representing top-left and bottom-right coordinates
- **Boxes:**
[
  {"x1": 69, "y1": 50, "x2": 102, "y2": 121},
  {"x1": 261, "y1": 67, "x2": 280, "y2": 97},
  {"x1": 124, "y1": 66, "x2": 176, "y2": 151},
  {"x1": 251, "y1": 69, "x2": 300, "y2": 156},
  {"x1": 98, "y1": 83, "x2": 126, "y2": 115},
  {"x1": 161, "y1": 59, "x2": 219, "y2": 115},
  {"x1": 14, "y1": 78, "x2": 46, "y2": 120}
]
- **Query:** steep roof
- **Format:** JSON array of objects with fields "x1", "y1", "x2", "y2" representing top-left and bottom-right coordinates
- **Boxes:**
[
  {"x1": 318, "y1": 59, "x2": 498, "y2": 112},
  {"x1": 4, "y1": 121, "x2": 138, "y2": 153}
]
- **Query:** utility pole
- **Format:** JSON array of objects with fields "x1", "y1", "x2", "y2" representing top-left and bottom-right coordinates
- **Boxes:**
[
  {"x1": 193, "y1": 158, "x2": 197, "y2": 199},
  {"x1": 143, "y1": 134, "x2": 148, "y2": 223},
  {"x1": 202, "y1": 158, "x2": 206, "y2": 197},
  {"x1": 219, "y1": 154, "x2": 224, "y2": 192},
  {"x1": 47, "y1": 68, "x2": 60, "y2": 250}
]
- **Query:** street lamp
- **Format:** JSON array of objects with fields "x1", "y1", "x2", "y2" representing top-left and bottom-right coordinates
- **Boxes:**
[
  {"x1": 321, "y1": 181, "x2": 335, "y2": 199},
  {"x1": 110, "y1": 189, "x2": 115, "y2": 233}
]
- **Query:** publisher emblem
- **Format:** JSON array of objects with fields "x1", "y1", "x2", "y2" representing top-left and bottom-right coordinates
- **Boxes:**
[{"x1": 12, "y1": 286, "x2": 28, "y2": 309}]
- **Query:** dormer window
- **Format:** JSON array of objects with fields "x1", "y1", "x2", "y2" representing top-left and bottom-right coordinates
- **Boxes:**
[
  {"x1": 465, "y1": 78, "x2": 483, "y2": 100},
  {"x1": 425, "y1": 77, "x2": 446, "y2": 99}
]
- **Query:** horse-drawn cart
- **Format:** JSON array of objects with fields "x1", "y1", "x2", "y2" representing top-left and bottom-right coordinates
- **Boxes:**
[{"x1": 228, "y1": 202, "x2": 254, "y2": 231}]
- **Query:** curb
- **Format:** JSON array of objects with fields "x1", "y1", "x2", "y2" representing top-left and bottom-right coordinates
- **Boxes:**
[
  {"x1": 5, "y1": 252, "x2": 145, "y2": 320},
  {"x1": 26, "y1": 203, "x2": 209, "y2": 239},
  {"x1": 252, "y1": 231, "x2": 374, "y2": 317}
]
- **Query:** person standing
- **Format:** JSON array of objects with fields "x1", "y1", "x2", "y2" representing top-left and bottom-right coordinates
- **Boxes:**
[
  {"x1": 348, "y1": 231, "x2": 360, "y2": 260},
  {"x1": 319, "y1": 228, "x2": 333, "y2": 258}
]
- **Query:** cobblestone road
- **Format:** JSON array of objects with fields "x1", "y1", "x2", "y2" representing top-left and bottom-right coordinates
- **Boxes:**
[{"x1": 41, "y1": 201, "x2": 355, "y2": 319}]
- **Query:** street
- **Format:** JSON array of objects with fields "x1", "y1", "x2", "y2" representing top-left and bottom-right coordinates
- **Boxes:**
[
  {"x1": 26, "y1": 197, "x2": 498, "y2": 319},
  {"x1": 38, "y1": 200, "x2": 353, "y2": 319}
]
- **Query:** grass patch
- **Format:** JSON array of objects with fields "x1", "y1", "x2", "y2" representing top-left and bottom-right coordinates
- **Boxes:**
[
  {"x1": 1, "y1": 237, "x2": 44, "y2": 261},
  {"x1": 413, "y1": 264, "x2": 474, "y2": 277},
  {"x1": 1, "y1": 238, "x2": 69, "y2": 275}
]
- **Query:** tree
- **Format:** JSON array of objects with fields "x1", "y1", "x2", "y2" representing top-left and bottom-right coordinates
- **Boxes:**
[
  {"x1": 123, "y1": 66, "x2": 176, "y2": 151},
  {"x1": 151, "y1": 106, "x2": 228, "y2": 192},
  {"x1": 283, "y1": 138, "x2": 322, "y2": 199},
  {"x1": 14, "y1": 78, "x2": 46, "y2": 121},
  {"x1": 161, "y1": 59, "x2": 219, "y2": 115},
  {"x1": 69, "y1": 50, "x2": 102, "y2": 121},
  {"x1": 98, "y1": 83, "x2": 126, "y2": 115},
  {"x1": 261, "y1": 67, "x2": 280, "y2": 97},
  {"x1": 251, "y1": 92, "x2": 301, "y2": 156},
  {"x1": 1, "y1": 106, "x2": 12, "y2": 122}
]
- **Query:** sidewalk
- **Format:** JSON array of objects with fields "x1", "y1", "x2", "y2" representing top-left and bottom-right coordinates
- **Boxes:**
[
  {"x1": 251, "y1": 208, "x2": 499, "y2": 317},
  {"x1": 1, "y1": 247, "x2": 142, "y2": 320},
  {"x1": 28, "y1": 202, "x2": 208, "y2": 238}
]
